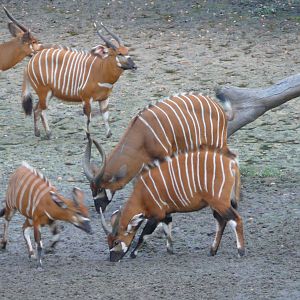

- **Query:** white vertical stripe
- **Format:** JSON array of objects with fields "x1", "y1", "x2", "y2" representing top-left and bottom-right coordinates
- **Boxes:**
[
  {"x1": 38, "y1": 50, "x2": 46, "y2": 86},
  {"x1": 26, "y1": 178, "x2": 41, "y2": 216},
  {"x1": 161, "y1": 101, "x2": 189, "y2": 150},
  {"x1": 219, "y1": 104, "x2": 226, "y2": 148},
  {"x1": 183, "y1": 94, "x2": 202, "y2": 145},
  {"x1": 72, "y1": 52, "x2": 84, "y2": 96},
  {"x1": 185, "y1": 152, "x2": 193, "y2": 197},
  {"x1": 29, "y1": 54, "x2": 40, "y2": 87},
  {"x1": 53, "y1": 49, "x2": 63, "y2": 89},
  {"x1": 148, "y1": 170, "x2": 168, "y2": 207},
  {"x1": 77, "y1": 53, "x2": 91, "y2": 92},
  {"x1": 18, "y1": 174, "x2": 35, "y2": 215},
  {"x1": 190, "y1": 152, "x2": 197, "y2": 193},
  {"x1": 44, "y1": 49, "x2": 52, "y2": 85},
  {"x1": 32, "y1": 184, "x2": 52, "y2": 214},
  {"x1": 140, "y1": 176, "x2": 162, "y2": 209},
  {"x1": 148, "y1": 108, "x2": 172, "y2": 148},
  {"x1": 138, "y1": 116, "x2": 169, "y2": 154},
  {"x1": 193, "y1": 95, "x2": 207, "y2": 144},
  {"x1": 167, "y1": 98, "x2": 193, "y2": 150},
  {"x1": 50, "y1": 49, "x2": 59, "y2": 85},
  {"x1": 204, "y1": 150, "x2": 208, "y2": 192},
  {"x1": 62, "y1": 51, "x2": 76, "y2": 95},
  {"x1": 212, "y1": 151, "x2": 217, "y2": 197},
  {"x1": 168, "y1": 158, "x2": 188, "y2": 206},
  {"x1": 158, "y1": 165, "x2": 178, "y2": 208},
  {"x1": 80, "y1": 56, "x2": 97, "y2": 90},
  {"x1": 57, "y1": 50, "x2": 69, "y2": 90},
  {"x1": 197, "y1": 150, "x2": 202, "y2": 191},
  {"x1": 218, "y1": 154, "x2": 225, "y2": 199},
  {"x1": 27, "y1": 66, "x2": 38, "y2": 89},
  {"x1": 154, "y1": 104, "x2": 179, "y2": 152},
  {"x1": 175, "y1": 155, "x2": 190, "y2": 204},
  {"x1": 209, "y1": 98, "x2": 220, "y2": 148},
  {"x1": 66, "y1": 51, "x2": 81, "y2": 96},
  {"x1": 176, "y1": 95, "x2": 198, "y2": 149},
  {"x1": 202, "y1": 96, "x2": 214, "y2": 146}
]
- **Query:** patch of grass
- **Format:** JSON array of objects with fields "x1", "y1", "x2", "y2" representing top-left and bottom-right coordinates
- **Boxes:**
[
  {"x1": 241, "y1": 165, "x2": 282, "y2": 178},
  {"x1": 164, "y1": 69, "x2": 176, "y2": 74},
  {"x1": 67, "y1": 30, "x2": 79, "y2": 36}
]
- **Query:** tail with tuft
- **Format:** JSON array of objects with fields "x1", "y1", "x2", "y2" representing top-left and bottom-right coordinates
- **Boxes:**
[
  {"x1": 22, "y1": 94, "x2": 33, "y2": 115},
  {"x1": 0, "y1": 207, "x2": 5, "y2": 218},
  {"x1": 216, "y1": 90, "x2": 234, "y2": 121},
  {"x1": 21, "y1": 69, "x2": 33, "y2": 116}
]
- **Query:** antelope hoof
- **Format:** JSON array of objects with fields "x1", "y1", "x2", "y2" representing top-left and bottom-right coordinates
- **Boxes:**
[
  {"x1": 36, "y1": 266, "x2": 44, "y2": 272},
  {"x1": 106, "y1": 130, "x2": 112, "y2": 138},
  {"x1": 130, "y1": 251, "x2": 138, "y2": 259},
  {"x1": 44, "y1": 247, "x2": 55, "y2": 254},
  {"x1": 0, "y1": 241, "x2": 7, "y2": 250},
  {"x1": 238, "y1": 248, "x2": 245, "y2": 257},
  {"x1": 167, "y1": 245, "x2": 174, "y2": 255},
  {"x1": 29, "y1": 251, "x2": 36, "y2": 259},
  {"x1": 46, "y1": 131, "x2": 52, "y2": 140},
  {"x1": 208, "y1": 247, "x2": 217, "y2": 257},
  {"x1": 34, "y1": 129, "x2": 41, "y2": 137}
]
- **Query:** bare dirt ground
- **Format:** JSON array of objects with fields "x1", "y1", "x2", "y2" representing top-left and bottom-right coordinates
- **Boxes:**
[{"x1": 0, "y1": 1, "x2": 299, "y2": 299}]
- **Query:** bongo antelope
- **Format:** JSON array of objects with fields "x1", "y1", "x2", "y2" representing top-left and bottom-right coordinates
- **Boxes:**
[
  {"x1": 22, "y1": 23, "x2": 136, "y2": 139},
  {"x1": 100, "y1": 148, "x2": 244, "y2": 262},
  {"x1": 0, "y1": 7, "x2": 41, "y2": 71},
  {"x1": 0, "y1": 162, "x2": 92, "y2": 268},
  {"x1": 84, "y1": 93, "x2": 232, "y2": 213}
]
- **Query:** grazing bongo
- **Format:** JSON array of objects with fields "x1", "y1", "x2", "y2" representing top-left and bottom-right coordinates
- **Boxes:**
[
  {"x1": 22, "y1": 23, "x2": 136, "y2": 139},
  {"x1": 100, "y1": 148, "x2": 244, "y2": 262},
  {"x1": 83, "y1": 93, "x2": 232, "y2": 255},
  {"x1": 0, "y1": 7, "x2": 41, "y2": 71},
  {"x1": 0, "y1": 162, "x2": 92, "y2": 268}
]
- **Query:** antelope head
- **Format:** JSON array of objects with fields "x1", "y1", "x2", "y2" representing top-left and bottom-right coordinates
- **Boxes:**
[
  {"x1": 100, "y1": 208, "x2": 144, "y2": 262},
  {"x1": 93, "y1": 22, "x2": 136, "y2": 70},
  {"x1": 83, "y1": 134, "x2": 115, "y2": 213},
  {"x1": 50, "y1": 187, "x2": 92, "y2": 234},
  {"x1": 4, "y1": 7, "x2": 41, "y2": 55}
]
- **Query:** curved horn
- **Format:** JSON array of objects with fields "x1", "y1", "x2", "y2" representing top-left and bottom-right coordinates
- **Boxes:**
[
  {"x1": 92, "y1": 138, "x2": 107, "y2": 186},
  {"x1": 3, "y1": 7, "x2": 28, "y2": 32},
  {"x1": 112, "y1": 209, "x2": 121, "y2": 236},
  {"x1": 82, "y1": 136, "x2": 95, "y2": 183},
  {"x1": 99, "y1": 208, "x2": 111, "y2": 236},
  {"x1": 100, "y1": 22, "x2": 123, "y2": 46},
  {"x1": 93, "y1": 23, "x2": 117, "y2": 50}
]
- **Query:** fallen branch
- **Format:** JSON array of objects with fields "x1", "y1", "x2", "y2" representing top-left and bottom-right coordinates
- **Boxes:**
[{"x1": 215, "y1": 73, "x2": 300, "y2": 137}]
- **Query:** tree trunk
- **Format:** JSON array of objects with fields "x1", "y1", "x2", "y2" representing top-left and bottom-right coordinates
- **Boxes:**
[{"x1": 215, "y1": 73, "x2": 300, "y2": 137}]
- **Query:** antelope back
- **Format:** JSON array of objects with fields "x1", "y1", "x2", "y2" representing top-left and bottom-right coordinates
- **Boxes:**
[
  {"x1": 137, "y1": 93, "x2": 229, "y2": 155},
  {"x1": 134, "y1": 148, "x2": 239, "y2": 213},
  {"x1": 5, "y1": 162, "x2": 53, "y2": 218},
  {"x1": 100, "y1": 93, "x2": 229, "y2": 187},
  {"x1": 5, "y1": 162, "x2": 91, "y2": 232}
]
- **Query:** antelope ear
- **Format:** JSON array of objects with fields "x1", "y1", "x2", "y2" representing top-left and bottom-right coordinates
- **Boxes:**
[
  {"x1": 116, "y1": 165, "x2": 127, "y2": 180},
  {"x1": 50, "y1": 191, "x2": 68, "y2": 209},
  {"x1": 126, "y1": 213, "x2": 144, "y2": 234},
  {"x1": 8, "y1": 22, "x2": 24, "y2": 37},
  {"x1": 108, "y1": 165, "x2": 127, "y2": 184},
  {"x1": 91, "y1": 45, "x2": 108, "y2": 58},
  {"x1": 21, "y1": 31, "x2": 33, "y2": 43},
  {"x1": 72, "y1": 187, "x2": 84, "y2": 203}
]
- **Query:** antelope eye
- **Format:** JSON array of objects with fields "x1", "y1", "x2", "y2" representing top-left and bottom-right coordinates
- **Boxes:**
[{"x1": 113, "y1": 240, "x2": 119, "y2": 246}]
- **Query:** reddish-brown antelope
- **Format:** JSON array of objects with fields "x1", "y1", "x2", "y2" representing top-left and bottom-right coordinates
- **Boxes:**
[
  {"x1": 0, "y1": 162, "x2": 92, "y2": 268},
  {"x1": 84, "y1": 93, "x2": 232, "y2": 255},
  {"x1": 0, "y1": 7, "x2": 41, "y2": 71},
  {"x1": 84, "y1": 93, "x2": 231, "y2": 212},
  {"x1": 22, "y1": 22, "x2": 136, "y2": 139},
  {"x1": 99, "y1": 148, "x2": 244, "y2": 262}
]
